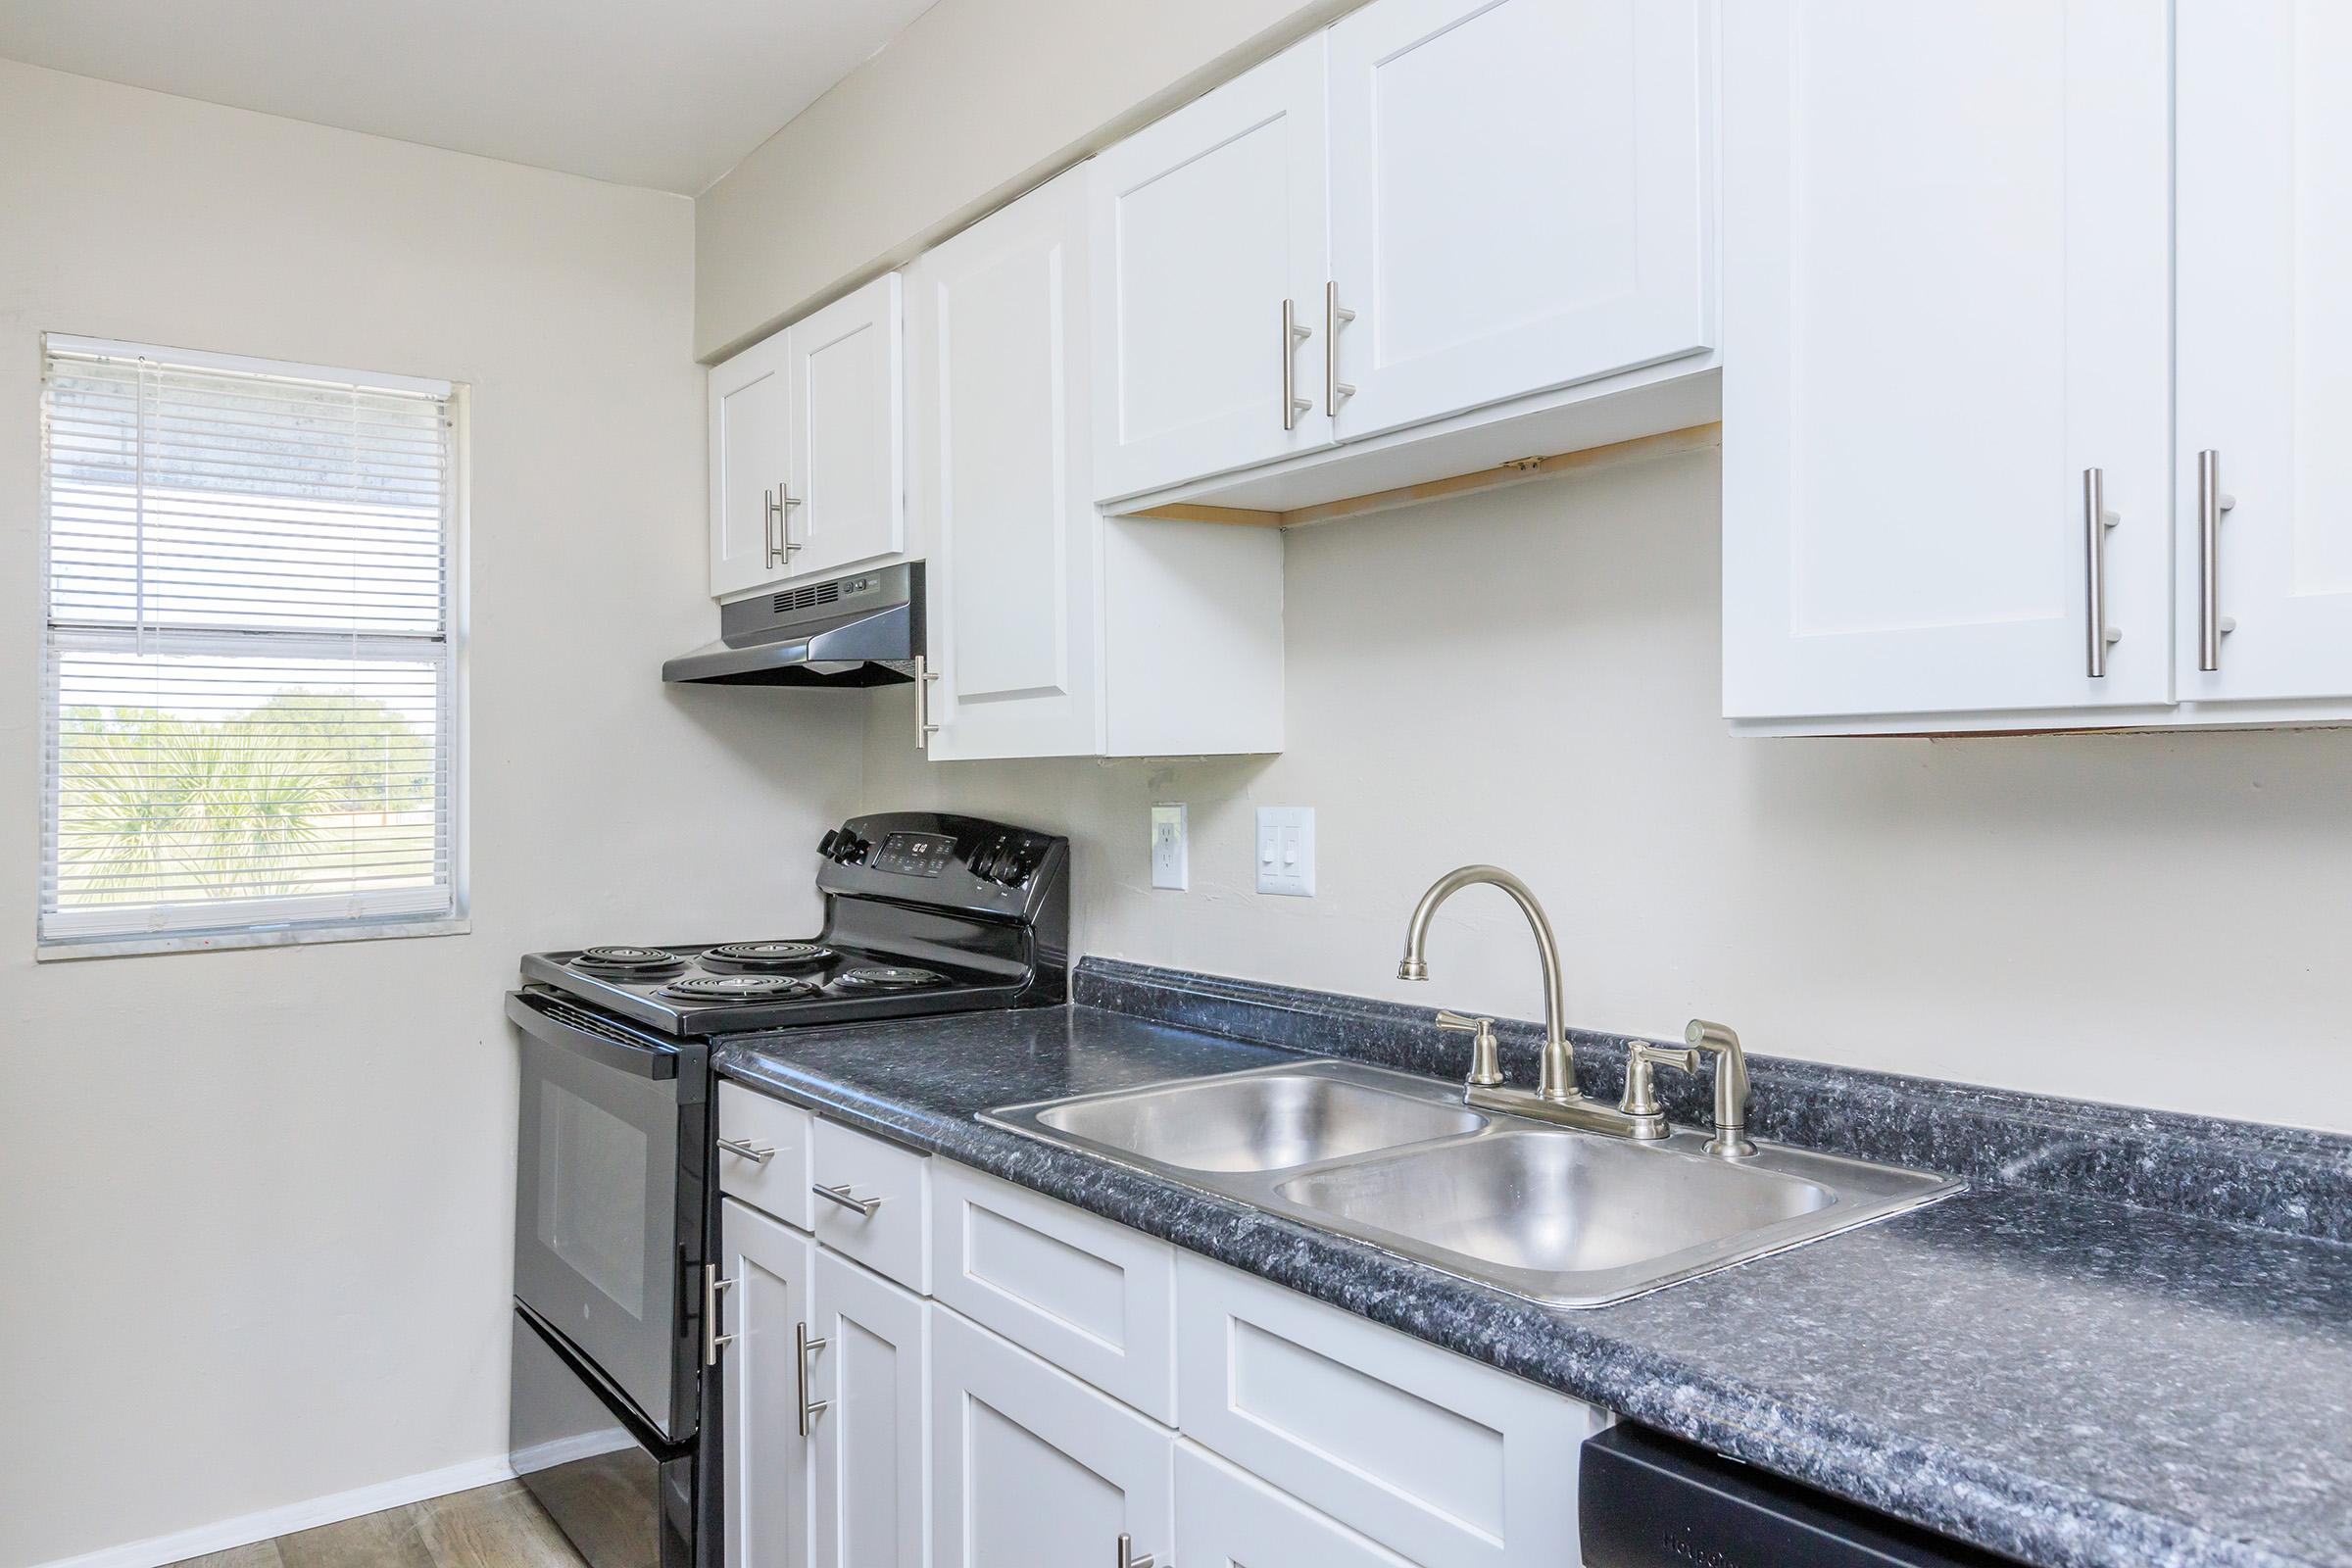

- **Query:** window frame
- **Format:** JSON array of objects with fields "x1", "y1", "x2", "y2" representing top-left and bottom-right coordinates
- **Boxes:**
[{"x1": 34, "y1": 333, "x2": 469, "y2": 959}]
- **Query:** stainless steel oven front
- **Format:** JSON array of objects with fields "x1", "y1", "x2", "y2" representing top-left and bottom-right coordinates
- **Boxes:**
[{"x1": 509, "y1": 989, "x2": 708, "y2": 1443}]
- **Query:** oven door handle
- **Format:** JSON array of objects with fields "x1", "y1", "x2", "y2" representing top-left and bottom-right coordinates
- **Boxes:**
[{"x1": 506, "y1": 990, "x2": 681, "y2": 1081}]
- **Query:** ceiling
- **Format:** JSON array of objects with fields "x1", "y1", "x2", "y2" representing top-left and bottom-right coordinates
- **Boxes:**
[{"x1": 0, "y1": 0, "x2": 939, "y2": 194}]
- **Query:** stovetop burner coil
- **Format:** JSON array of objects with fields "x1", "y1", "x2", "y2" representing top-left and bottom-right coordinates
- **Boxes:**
[
  {"x1": 571, "y1": 946, "x2": 689, "y2": 980},
  {"x1": 701, "y1": 941, "x2": 834, "y2": 973},
  {"x1": 658, "y1": 974, "x2": 821, "y2": 1002},
  {"x1": 829, "y1": 964, "x2": 948, "y2": 993}
]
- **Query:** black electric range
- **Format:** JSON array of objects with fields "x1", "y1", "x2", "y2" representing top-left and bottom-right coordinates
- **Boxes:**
[{"x1": 506, "y1": 811, "x2": 1068, "y2": 1568}]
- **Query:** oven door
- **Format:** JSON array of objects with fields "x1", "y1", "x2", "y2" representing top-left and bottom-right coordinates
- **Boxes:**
[
  {"x1": 511, "y1": 989, "x2": 707, "y2": 1442},
  {"x1": 513, "y1": 1303, "x2": 694, "y2": 1568}
]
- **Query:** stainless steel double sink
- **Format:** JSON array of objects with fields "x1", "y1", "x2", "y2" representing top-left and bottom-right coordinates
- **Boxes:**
[{"x1": 983, "y1": 1058, "x2": 1959, "y2": 1308}]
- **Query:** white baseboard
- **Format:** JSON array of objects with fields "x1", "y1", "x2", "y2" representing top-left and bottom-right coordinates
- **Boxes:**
[{"x1": 30, "y1": 1454, "x2": 517, "y2": 1568}]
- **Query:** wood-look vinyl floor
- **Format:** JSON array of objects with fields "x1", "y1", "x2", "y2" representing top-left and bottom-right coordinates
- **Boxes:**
[{"x1": 169, "y1": 1480, "x2": 588, "y2": 1568}]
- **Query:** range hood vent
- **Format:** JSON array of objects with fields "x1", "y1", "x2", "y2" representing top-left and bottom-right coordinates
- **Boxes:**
[{"x1": 662, "y1": 563, "x2": 922, "y2": 688}]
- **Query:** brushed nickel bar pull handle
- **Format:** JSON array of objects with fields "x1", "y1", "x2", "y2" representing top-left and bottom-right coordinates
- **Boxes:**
[
  {"x1": 703, "y1": 1266, "x2": 738, "y2": 1367},
  {"x1": 762, "y1": 487, "x2": 782, "y2": 569},
  {"x1": 912, "y1": 655, "x2": 939, "y2": 749},
  {"x1": 778, "y1": 484, "x2": 802, "y2": 563},
  {"x1": 1281, "y1": 299, "x2": 1312, "y2": 431},
  {"x1": 813, "y1": 1181, "x2": 883, "y2": 1218},
  {"x1": 717, "y1": 1137, "x2": 774, "y2": 1164},
  {"x1": 1115, "y1": 1533, "x2": 1155, "y2": 1568},
  {"x1": 1325, "y1": 281, "x2": 1355, "y2": 415},
  {"x1": 2083, "y1": 467, "x2": 2121, "y2": 678},
  {"x1": 796, "y1": 1320, "x2": 828, "y2": 1436},
  {"x1": 2198, "y1": 449, "x2": 2238, "y2": 671}
]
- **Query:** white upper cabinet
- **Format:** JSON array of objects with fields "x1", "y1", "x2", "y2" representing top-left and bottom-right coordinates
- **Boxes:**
[
  {"x1": 1722, "y1": 0, "x2": 2173, "y2": 728},
  {"x1": 906, "y1": 168, "x2": 1287, "y2": 760},
  {"x1": 908, "y1": 168, "x2": 1104, "y2": 760},
  {"x1": 709, "y1": 331, "x2": 794, "y2": 598},
  {"x1": 707, "y1": 274, "x2": 906, "y2": 598},
  {"x1": 2177, "y1": 0, "x2": 2352, "y2": 708},
  {"x1": 1090, "y1": 34, "x2": 1333, "y2": 500},
  {"x1": 786, "y1": 274, "x2": 906, "y2": 582},
  {"x1": 1325, "y1": 0, "x2": 1712, "y2": 443}
]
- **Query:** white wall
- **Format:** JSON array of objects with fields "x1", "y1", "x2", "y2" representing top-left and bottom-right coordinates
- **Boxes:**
[
  {"x1": 694, "y1": 0, "x2": 1360, "y2": 359},
  {"x1": 861, "y1": 449, "x2": 2352, "y2": 1136},
  {"x1": 0, "y1": 62, "x2": 863, "y2": 1567}
]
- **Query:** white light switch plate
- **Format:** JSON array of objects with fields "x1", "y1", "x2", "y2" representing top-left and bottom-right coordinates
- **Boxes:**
[
  {"x1": 1150, "y1": 803, "x2": 1188, "y2": 891},
  {"x1": 1254, "y1": 806, "x2": 1315, "y2": 897}
]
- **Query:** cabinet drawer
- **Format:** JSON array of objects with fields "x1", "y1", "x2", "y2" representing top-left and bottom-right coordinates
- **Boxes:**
[
  {"x1": 930, "y1": 1161, "x2": 1177, "y2": 1421},
  {"x1": 810, "y1": 1118, "x2": 930, "y2": 1293},
  {"x1": 718, "y1": 1082, "x2": 813, "y2": 1230},
  {"x1": 1177, "y1": 1254, "x2": 1603, "y2": 1568}
]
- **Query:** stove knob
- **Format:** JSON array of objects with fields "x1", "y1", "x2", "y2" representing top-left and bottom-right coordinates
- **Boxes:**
[
  {"x1": 818, "y1": 829, "x2": 842, "y2": 858},
  {"x1": 842, "y1": 834, "x2": 870, "y2": 864}
]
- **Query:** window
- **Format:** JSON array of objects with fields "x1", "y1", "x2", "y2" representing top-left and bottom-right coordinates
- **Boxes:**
[{"x1": 38, "y1": 335, "x2": 462, "y2": 956}]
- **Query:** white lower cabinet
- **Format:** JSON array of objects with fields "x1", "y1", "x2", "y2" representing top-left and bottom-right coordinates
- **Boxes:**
[
  {"x1": 1177, "y1": 1442, "x2": 1415, "y2": 1568},
  {"x1": 928, "y1": 1306, "x2": 1174, "y2": 1568},
  {"x1": 808, "y1": 1249, "x2": 928, "y2": 1568},
  {"x1": 1177, "y1": 1253, "x2": 1603, "y2": 1568},
  {"x1": 726, "y1": 1115, "x2": 1611, "y2": 1568},
  {"x1": 722, "y1": 1198, "x2": 812, "y2": 1568}
]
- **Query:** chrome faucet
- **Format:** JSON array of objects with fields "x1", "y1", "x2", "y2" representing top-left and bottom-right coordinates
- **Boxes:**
[{"x1": 1397, "y1": 865, "x2": 1653, "y2": 1139}]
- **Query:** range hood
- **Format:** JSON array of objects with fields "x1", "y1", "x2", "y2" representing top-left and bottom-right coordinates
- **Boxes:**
[{"x1": 662, "y1": 563, "x2": 923, "y2": 687}]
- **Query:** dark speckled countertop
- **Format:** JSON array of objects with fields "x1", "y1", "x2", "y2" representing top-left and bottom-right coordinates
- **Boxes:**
[{"x1": 715, "y1": 999, "x2": 2352, "y2": 1568}]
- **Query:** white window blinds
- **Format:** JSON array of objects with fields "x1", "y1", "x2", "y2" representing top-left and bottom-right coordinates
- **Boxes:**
[{"x1": 39, "y1": 335, "x2": 461, "y2": 952}]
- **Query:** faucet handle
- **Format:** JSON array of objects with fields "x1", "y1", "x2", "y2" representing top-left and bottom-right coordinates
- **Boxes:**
[
  {"x1": 1620, "y1": 1042, "x2": 1697, "y2": 1119},
  {"x1": 1434, "y1": 1011, "x2": 1504, "y2": 1089}
]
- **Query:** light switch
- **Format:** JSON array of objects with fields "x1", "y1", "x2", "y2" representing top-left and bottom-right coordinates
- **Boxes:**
[
  {"x1": 1150, "y1": 803, "x2": 1187, "y2": 891},
  {"x1": 1254, "y1": 806, "x2": 1315, "y2": 897}
]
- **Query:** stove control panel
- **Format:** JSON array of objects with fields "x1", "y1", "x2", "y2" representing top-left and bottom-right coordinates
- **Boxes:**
[
  {"x1": 871, "y1": 831, "x2": 955, "y2": 877},
  {"x1": 816, "y1": 813, "x2": 1068, "y2": 920}
]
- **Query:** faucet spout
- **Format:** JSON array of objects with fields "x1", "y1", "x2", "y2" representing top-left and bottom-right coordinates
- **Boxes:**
[{"x1": 1396, "y1": 864, "x2": 1581, "y2": 1103}]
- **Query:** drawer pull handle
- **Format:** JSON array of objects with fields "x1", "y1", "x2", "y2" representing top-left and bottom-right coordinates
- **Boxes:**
[
  {"x1": 1115, "y1": 1533, "x2": 1154, "y2": 1568},
  {"x1": 813, "y1": 1182, "x2": 883, "y2": 1218},
  {"x1": 797, "y1": 1320, "x2": 828, "y2": 1436},
  {"x1": 717, "y1": 1138, "x2": 775, "y2": 1165}
]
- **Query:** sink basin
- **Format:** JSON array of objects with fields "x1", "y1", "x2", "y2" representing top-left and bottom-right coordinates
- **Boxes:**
[
  {"x1": 1276, "y1": 1130, "x2": 1834, "y2": 1278},
  {"x1": 1024, "y1": 1067, "x2": 1486, "y2": 1172},
  {"x1": 984, "y1": 1059, "x2": 1960, "y2": 1307}
]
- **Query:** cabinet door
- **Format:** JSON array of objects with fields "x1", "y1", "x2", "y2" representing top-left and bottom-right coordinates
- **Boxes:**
[
  {"x1": 2178, "y1": 0, "x2": 2352, "y2": 703},
  {"x1": 907, "y1": 169, "x2": 1103, "y2": 760},
  {"x1": 929, "y1": 1307, "x2": 1173, "y2": 1568},
  {"x1": 1721, "y1": 0, "x2": 2172, "y2": 723},
  {"x1": 1175, "y1": 1445, "x2": 1415, "y2": 1568},
  {"x1": 1090, "y1": 34, "x2": 1331, "y2": 502},
  {"x1": 809, "y1": 1250, "x2": 928, "y2": 1568},
  {"x1": 786, "y1": 273, "x2": 906, "y2": 580},
  {"x1": 1326, "y1": 0, "x2": 1712, "y2": 443},
  {"x1": 710, "y1": 333, "x2": 794, "y2": 598},
  {"x1": 722, "y1": 1200, "x2": 812, "y2": 1568}
]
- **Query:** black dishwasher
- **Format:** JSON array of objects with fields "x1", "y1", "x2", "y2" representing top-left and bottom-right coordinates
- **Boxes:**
[{"x1": 1581, "y1": 1425, "x2": 2020, "y2": 1567}]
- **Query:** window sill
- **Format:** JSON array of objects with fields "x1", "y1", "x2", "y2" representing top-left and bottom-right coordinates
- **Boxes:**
[{"x1": 35, "y1": 916, "x2": 471, "y2": 962}]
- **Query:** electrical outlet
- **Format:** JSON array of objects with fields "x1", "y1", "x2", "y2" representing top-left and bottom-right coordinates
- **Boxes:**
[
  {"x1": 1254, "y1": 806, "x2": 1315, "y2": 897},
  {"x1": 1150, "y1": 803, "x2": 1188, "y2": 891}
]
